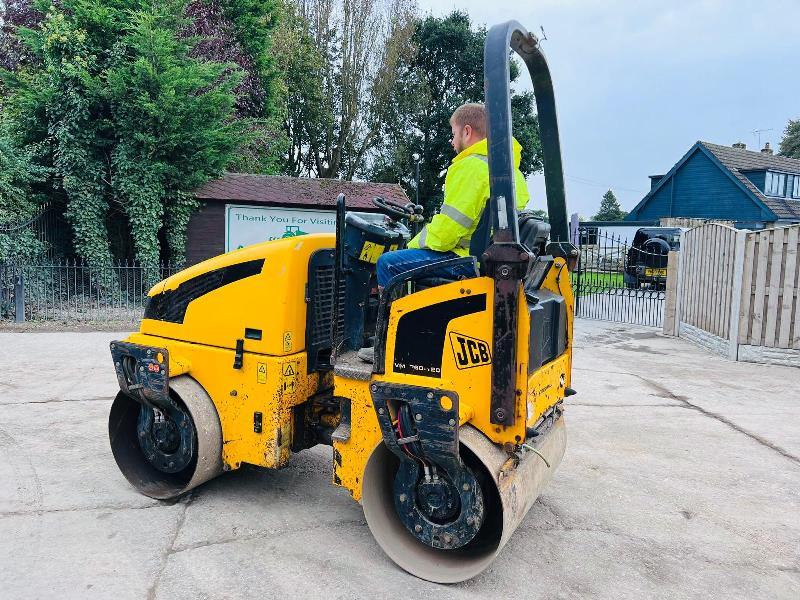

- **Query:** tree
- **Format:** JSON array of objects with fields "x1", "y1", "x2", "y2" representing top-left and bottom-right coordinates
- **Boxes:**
[
  {"x1": 0, "y1": 117, "x2": 49, "y2": 260},
  {"x1": 277, "y1": 0, "x2": 416, "y2": 179},
  {"x1": 1, "y1": 0, "x2": 278, "y2": 270},
  {"x1": 593, "y1": 190, "x2": 627, "y2": 221},
  {"x1": 271, "y1": 0, "x2": 329, "y2": 177},
  {"x1": 183, "y1": 0, "x2": 286, "y2": 175},
  {"x1": 779, "y1": 119, "x2": 800, "y2": 159},
  {"x1": 0, "y1": 0, "x2": 43, "y2": 71},
  {"x1": 369, "y1": 11, "x2": 543, "y2": 216}
]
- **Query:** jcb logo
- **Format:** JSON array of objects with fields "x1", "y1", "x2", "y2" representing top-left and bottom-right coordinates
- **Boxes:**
[{"x1": 449, "y1": 332, "x2": 491, "y2": 369}]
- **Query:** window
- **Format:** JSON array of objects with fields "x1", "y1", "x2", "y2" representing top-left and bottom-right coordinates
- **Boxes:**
[
  {"x1": 793, "y1": 175, "x2": 800, "y2": 199},
  {"x1": 765, "y1": 172, "x2": 786, "y2": 196}
]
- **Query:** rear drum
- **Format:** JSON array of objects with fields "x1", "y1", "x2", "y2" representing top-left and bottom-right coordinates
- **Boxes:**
[{"x1": 361, "y1": 420, "x2": 566, "y2": 583}]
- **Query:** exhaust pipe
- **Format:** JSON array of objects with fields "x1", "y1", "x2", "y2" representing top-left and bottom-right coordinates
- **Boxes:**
[
  {"x1": 361, "y1": 418, "x2": 566, "y2": 583},
  {"x1": 108, "y1": 375, "x2": 223, "y2": 500}
]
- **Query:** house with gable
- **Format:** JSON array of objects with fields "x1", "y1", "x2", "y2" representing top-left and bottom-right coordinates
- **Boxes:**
[{"x1": 626, "y1": 141, "x2": 800, "y2": 229}]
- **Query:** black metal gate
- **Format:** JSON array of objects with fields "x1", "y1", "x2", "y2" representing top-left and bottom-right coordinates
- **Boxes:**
[{"x1": 572, "y1": 227, "x2": 667, "y2": 328}]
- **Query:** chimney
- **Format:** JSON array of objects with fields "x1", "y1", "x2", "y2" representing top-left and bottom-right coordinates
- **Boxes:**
[
  {"x1": 732, "y1": 142, "x2": 746, "y2": 150},
  {"x1": 761, "y1": 142, "x2": 774, "y2": 155}
]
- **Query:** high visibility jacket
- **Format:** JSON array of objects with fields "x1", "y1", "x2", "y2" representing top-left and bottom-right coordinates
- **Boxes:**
[{"x1": 408, "y1": 137, "x2": 530, "y2": 256}]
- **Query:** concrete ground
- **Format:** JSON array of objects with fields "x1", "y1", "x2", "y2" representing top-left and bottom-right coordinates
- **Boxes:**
[{"x1": 0, "y1": 320, "x2": 798, "y2": 599}]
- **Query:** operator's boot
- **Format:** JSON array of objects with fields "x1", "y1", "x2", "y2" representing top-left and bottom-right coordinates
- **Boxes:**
[{"x1": 357, "y1": 346, "x2": 375, "y2": 363}]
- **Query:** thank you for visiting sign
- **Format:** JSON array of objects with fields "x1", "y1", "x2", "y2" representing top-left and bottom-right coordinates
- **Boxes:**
[{"x1": 225, "y1": 204, "x2": 337, "y2": 252}]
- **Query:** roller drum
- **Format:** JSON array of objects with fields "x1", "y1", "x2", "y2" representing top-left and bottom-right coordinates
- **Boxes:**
[
  {"x1": 362, "y1": 418, "x2": 566, "y2": 583},
  {"x1": 108, "y1": 375, "x2": 223, "y2": 500}
]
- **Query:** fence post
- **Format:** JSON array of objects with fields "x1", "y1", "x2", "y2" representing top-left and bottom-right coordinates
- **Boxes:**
[
  {"x1": 574, "y1": 228, "x2": 583, "y2": 316},
  {"x1": 728, "y1": 229, "x2": 747, "y2": 361},
  {"x1": 672, "y1": 230, "x2": 687, "y2": 337},
  {"x1": 14, "y1": 273, "x2": 25, "y2": 323},
  {"x1": 662, "y1": 251, "x2": 680, "y2": 336}
]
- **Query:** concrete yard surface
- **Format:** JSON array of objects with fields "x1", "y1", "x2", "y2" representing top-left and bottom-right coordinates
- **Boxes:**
[{"x1": 0, "y1": 321, "x2": 798, "y2": 599}]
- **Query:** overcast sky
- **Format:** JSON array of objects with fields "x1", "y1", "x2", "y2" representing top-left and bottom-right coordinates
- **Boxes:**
[{"x1": 418, "y1": 0, "x2": 799, "y2": 218}]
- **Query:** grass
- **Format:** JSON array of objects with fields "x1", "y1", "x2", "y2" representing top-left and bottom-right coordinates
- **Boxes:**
[{"x1": 570, "y1": 271, "x2": 625, "y2": 295}]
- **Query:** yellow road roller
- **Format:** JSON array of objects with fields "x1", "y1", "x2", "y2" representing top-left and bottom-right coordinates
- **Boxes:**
[{"x1": 108, "y1": 21, "x2": 578, "y2": 583}]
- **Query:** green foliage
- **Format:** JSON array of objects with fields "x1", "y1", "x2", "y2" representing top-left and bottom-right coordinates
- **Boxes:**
[
  {"x1": 0, "y1": 124, "x2": 46, "y2": 223},
  {"x1": 1, "y1": 0, "x2": 263, "y2": 273},
  {"x1": 0, "y1": 116, "x2": 50, "y2": 261},
  {"x1": 593, "y1": 189, "x2": 628, "y2": 221},
  {"x1": 276, "y1": 0, "x2": 416, "y2": 180},
  {"x1": 272, "y1": 1, "x2": 330, "y2": 177},
  {"x1": 369, "y1": 11, "x2": 543, "y2": 217},
  {"x1": 106, "y1": 4, "x2": 246, "y2": 269},
  {"x1": 219, "y1": 0, "x2": 281, "y2": 118},
  {"x1": 779, "y1": 119, "x2": 800, "y2": 159}
]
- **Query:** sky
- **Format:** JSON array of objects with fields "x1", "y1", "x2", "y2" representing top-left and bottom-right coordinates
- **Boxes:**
[{"x1": 418, "y1": 0, "x2": 800, "y2": 218}]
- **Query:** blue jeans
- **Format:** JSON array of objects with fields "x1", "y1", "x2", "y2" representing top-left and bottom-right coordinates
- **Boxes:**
[{"x1": 376, "y1": 249, "x2": 477, "y2": 287}]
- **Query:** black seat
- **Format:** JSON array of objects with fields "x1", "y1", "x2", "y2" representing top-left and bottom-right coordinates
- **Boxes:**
[
  {"x1": 469, "y1": 208, "x2": 551, "y2": 273},
  {"x1": 412, "y1": 209, "x2": 550, "y2": 289},
  {"x1": 518, "y1": 211, "x2": 550, "y2": 255},
  {"x1": 469, "y1": 208, "x2": 492, "y2": 271},
  {"x1": 414, "y1": 275, "x2": 470, "y2": 290}
]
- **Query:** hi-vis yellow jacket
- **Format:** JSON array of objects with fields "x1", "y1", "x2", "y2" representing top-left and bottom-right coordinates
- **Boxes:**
[{"x1": 408, "y1": 137, "x2": 530, "y2": 257}]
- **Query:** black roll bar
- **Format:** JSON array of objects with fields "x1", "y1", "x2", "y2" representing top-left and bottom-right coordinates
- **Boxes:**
[{"x1": 484, "y1": 21, "x2": 569, "y2": 244}]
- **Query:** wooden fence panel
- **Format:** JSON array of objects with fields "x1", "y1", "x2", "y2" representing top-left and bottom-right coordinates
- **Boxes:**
[
  {"x1": 721, "y1": 227, "x2": 736, "y2": 339},
  {"x1": 738, "y1": 234, "x2": 756, "y2": 344},
  {"x1": 679, "y1": 223, "x2": 737, "y2": 339},
  {"x1": 750, "y1": 230, "x2": 771, "y2": 345},
  {"x1": 780, "y1": 227, "x2": 798, "y2": 348},
  {"x1": 738, "y1": 225, "x2": 800, "y2": 350},
  {"x1": 676, "y1": 224, "x2": 800, "y2": 360},
  {"x1": 764, "y1": 228, "x2": 783, "y2": 347}
]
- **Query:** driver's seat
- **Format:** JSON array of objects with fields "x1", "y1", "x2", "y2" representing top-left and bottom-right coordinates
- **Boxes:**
[{"x1": 413, "y1": 264, "x2": 479, "y2": 291}]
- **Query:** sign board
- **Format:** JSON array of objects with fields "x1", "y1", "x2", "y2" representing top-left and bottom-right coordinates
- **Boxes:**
[{"x1": 225, "y1": 204, "x2": 337, "y2": 252}]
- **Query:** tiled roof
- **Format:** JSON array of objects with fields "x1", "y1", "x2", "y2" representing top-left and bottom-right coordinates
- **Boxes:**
[
  {"x1": 700, "y1": 142, "x2": 800, "y2": 219},
  {"x1": 194, "y1": 173, "x2": 409, "y2": 210}
]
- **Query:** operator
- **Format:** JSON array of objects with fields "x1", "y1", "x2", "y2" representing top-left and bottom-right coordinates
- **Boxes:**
[
  {"x1": 359, "y1": 102, "x2": 530, "y2": 362},
  {"x1": 376, "y1": 102, "x2": 530, "y2": 288}
]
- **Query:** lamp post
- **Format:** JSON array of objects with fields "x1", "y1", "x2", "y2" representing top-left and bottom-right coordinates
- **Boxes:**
[{"x1": 412, "y1": 153, "x2": 420, "y2": 207}]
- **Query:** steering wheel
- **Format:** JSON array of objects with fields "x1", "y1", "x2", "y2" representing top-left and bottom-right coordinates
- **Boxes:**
[{"x1": 372, "y1": 196, "x2": 417, "y2": 220}]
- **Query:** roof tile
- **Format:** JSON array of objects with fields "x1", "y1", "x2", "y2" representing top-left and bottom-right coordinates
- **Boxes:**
[
  {"x1": 700, "y1": 142, "x2": 800, "y2": 219},
  {"x1": 194, "y1": 173, "x2": 409, "y2": 210}
]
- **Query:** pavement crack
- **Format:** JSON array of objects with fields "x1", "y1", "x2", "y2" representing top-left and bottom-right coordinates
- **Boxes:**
[
  {"x1": 169, "y1": 518, "x2": 366, "y2": 556},
  {"x1": 146, "y1": 492, "x2": 194, "y2": 600},
  {"x1": 534, "y1": 497, "x2": 566, "y2": 529},
  {"x1": 0, "y1": 396, "x2": 110, "y2": 406},
  {"x1": 574, "y1": 366, "x2": 800, "y2": 467},
  {"x1": 568, "y1": 403, "x2": 682, "y2": 408},
  {"x1": 632, "y1": 374, "x2": 800, "y2": 467},
  {"x1": 0, "y1": 501, "x2": 162, "y2": 518},
  {"x1": 530, "y1": 523, "x2": 799, "y2": 572}
]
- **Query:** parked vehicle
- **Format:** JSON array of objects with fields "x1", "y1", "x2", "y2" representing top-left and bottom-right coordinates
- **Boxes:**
[{"x1": 624, "y1": 227, "x2": 682, "y2": 290}]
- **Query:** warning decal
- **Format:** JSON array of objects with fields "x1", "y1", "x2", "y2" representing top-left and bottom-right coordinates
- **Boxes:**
[
  {"x1": 283, "y1": 331, "x2": 293, "y2": 353},
  {"x1": 257, "y1": 363, "x2": 267, "y2": 384},
  {"x1": 358, "y1": 241, "x2": 384, "y2": 264},
  {"x1": 282, "y1": 361, "x2": 298, "y2": 393}
]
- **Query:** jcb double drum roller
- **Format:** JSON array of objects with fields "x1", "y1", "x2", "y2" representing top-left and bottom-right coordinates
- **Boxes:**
[{"x1": 106, "y1": 20, "x2": 576, "y2": 582}]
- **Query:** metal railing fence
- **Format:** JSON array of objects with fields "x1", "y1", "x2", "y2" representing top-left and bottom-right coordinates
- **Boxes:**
[
  {"x1": 0, "y1": 260, "x2": 178, "y2": 323},
  {"x1": 572, "y1": 227, "x2": 668, "y2": 328}
]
